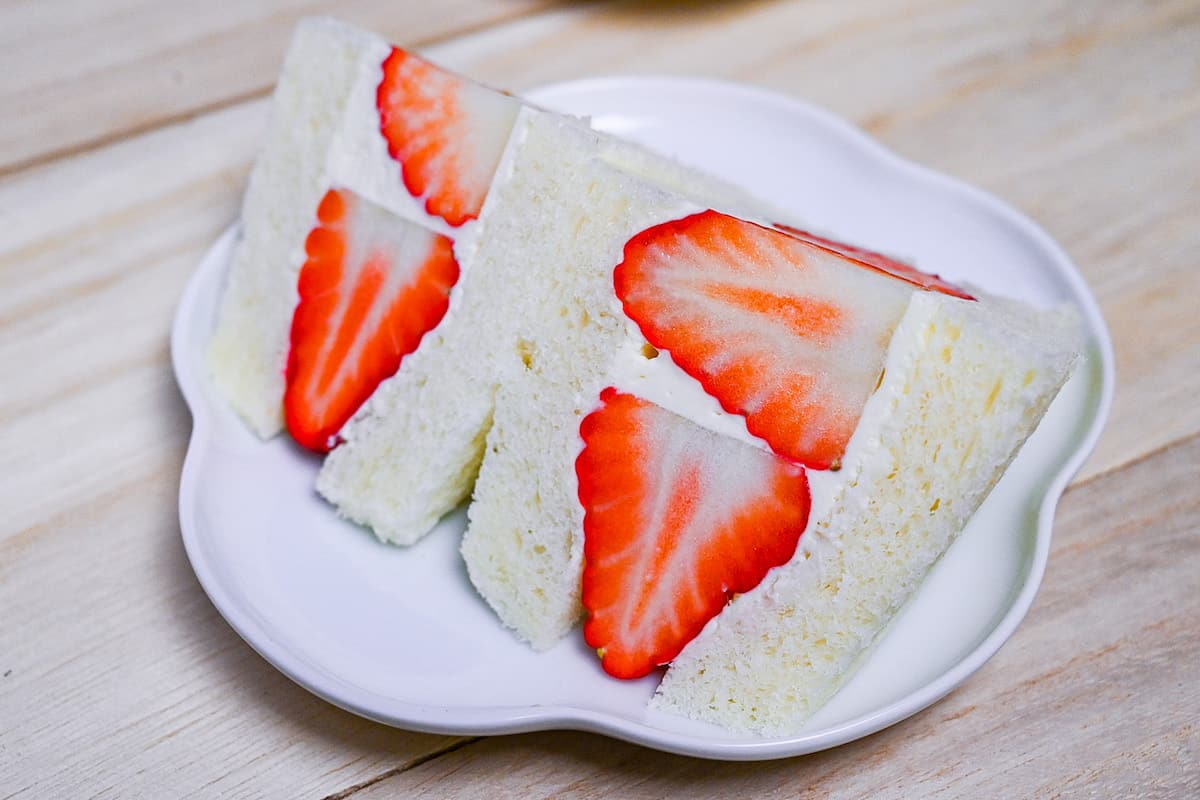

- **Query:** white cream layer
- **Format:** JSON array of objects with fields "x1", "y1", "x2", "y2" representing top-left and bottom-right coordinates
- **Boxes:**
[{"x1": 322, "y1": 38, "x2": 457, "y2": 239}]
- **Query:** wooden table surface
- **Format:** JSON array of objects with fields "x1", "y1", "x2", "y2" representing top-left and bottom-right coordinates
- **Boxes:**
[{"x1": 2, "y1": 0, "x2": 1197, "y2": 796}]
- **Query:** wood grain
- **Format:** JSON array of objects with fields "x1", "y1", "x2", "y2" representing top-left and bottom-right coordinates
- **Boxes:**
[
  {"x1": 0, "y1": 100, "x2": 468, "y2": 797},
  {"x1": 325, "y1": 434, "x2": 1200, "y2": 799},
  {"x1": 0, "y1": 0, "x2": 1196, "y2": 796},
  {"x1": 0, "y1": 0, "x2": 554, "y2": 175}
]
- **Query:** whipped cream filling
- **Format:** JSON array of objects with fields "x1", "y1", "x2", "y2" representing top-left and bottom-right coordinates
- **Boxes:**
[
  {"x1": 322, "y1": 39, "x2": 457, "y2": 240},
  {"x1": 607, "y1": 318, "x2": 770, "y2": 453}
]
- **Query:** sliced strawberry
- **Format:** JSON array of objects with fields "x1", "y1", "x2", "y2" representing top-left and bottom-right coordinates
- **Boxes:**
[
  {"x1": 578, "y1": 389, "x2": 811, "y2": 679},
  {"x1": 773, "y1": 222, "x2": 974, "y2": 300},
  {"x1": 285, "y1": 188, "x2": 459, "y2": 452},
  {"x1": 377, "y1": 48, "x2": 519, "y2": 227},
  {"x1": 615, "y1": 210, "x2": 915, "y2": 470}
]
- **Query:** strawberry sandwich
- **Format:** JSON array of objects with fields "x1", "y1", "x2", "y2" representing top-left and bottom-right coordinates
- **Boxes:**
[{"x1": 207, "y1": 18, "x2": 1082, "y2": 735}]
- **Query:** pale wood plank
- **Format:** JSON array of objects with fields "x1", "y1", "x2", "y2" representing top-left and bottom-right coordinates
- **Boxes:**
[
  {"x1": 324, "y1": 434, "x2": 1200, "y2": 799},
  {"x1": 0, "y1": 100, "x2": 270, "y2": 538},
  {"x1": 1, "y1": 0, "x2": 1197, "y2": 796},
  {"x1": 0, "y1": 0, "x2": 553, "y2": 174},
  {"x1": 0, "y1": 461, "x2": 470, "y2": 798},
  {"x1": 0, "y1": 98, "x2": 470, "y2": 797}
]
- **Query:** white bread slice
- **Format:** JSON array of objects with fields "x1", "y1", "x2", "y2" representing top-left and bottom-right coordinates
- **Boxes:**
[
  {"x1": 207, "y1": 18, "x2": 374, "y2": 437},
  {"x1": 459, "y1": 117, "x2": 701, "y2": 648},
  {"x1": 652, "y1": 293, "x2": 1080, "y2": 734}
]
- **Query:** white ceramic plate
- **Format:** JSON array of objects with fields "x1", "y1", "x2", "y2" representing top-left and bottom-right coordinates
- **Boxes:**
[{"x1": 172, "y1": 77, "x2": 1113, "y2": 760}]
